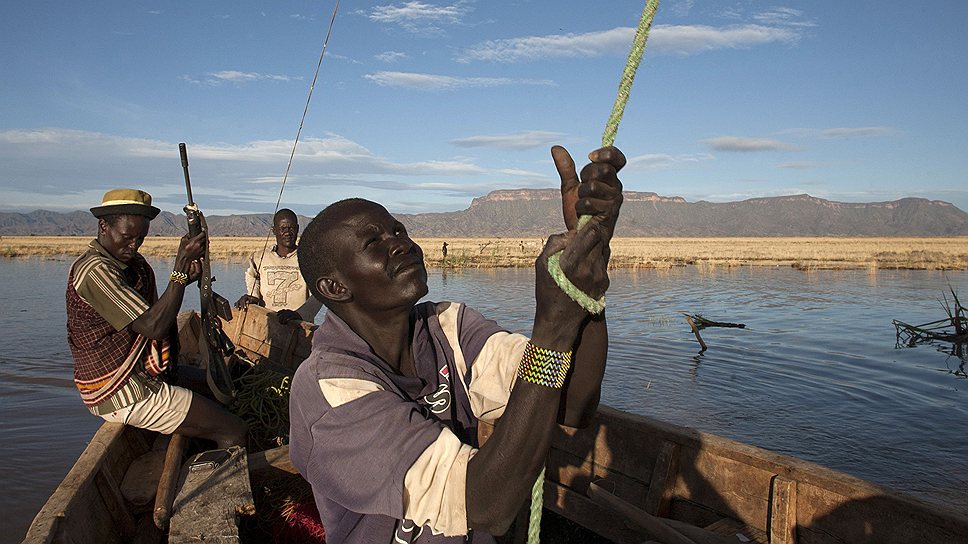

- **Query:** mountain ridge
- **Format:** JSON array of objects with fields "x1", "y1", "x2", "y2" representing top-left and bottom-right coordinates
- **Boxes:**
[{"x1": 2, "y1": 191, "x2": 966, "y2": 237}]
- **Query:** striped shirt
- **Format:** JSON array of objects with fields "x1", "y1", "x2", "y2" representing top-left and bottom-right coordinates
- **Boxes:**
[{"x1": 66, "y1": 240, "x2": 171, "y2": 415}]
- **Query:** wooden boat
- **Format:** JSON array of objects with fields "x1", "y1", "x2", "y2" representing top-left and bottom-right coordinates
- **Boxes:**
[
  {"x1": 22, "y1": 305, "x2": 314, "y2": 544},
  {"x1": 23, "y1": 304, "x2": 968, "y2": 543}
]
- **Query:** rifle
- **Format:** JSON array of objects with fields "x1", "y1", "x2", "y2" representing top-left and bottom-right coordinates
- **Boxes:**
[{"x1": 179, "y1": 142, "x2": 236, "y2": 405}]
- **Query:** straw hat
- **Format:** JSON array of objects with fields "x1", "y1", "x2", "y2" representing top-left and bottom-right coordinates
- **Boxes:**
[{"x1": 90, "y1": 188, "x2": 161, "y2": 219}]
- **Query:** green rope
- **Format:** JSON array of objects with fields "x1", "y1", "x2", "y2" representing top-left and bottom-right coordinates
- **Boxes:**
[
  {"x1": 528, "y1": 468, "x2": 545, "y2": 544},
  {"x1": 530, "y1": 2, "x2": 660, "y2": 543},
  {"x1": 547, "y1": 252, "x2": 605, "y2": 313},
  {"x1": 546, "y1": 0, "x2": 660, "y2": 313},
  {"x1": 602, "y1": 0, "x2": 660, "y2": 148}
]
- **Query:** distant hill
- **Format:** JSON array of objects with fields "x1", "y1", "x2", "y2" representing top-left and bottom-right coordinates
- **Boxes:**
[{"x1": 2, "y1": 191, "x2": 966, "y2": 237}]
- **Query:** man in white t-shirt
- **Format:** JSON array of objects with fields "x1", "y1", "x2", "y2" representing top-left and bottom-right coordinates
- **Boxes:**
[{"x1": 235, "y1": 208, "x2": 322, "y2": 323}]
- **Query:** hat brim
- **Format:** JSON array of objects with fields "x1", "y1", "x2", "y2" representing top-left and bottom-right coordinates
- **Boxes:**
[{"x1": 91, "y1": 203, "x2": 161, "y2": 220}]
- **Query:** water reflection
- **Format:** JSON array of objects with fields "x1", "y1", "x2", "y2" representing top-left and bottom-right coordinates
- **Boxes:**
[{"x1": 1, "y1": 259, "x2": 966, "y2": 540}]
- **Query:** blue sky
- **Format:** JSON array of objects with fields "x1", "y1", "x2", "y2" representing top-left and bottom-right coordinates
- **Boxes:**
[{"x1": 2, "y1": 1, "x2": 966, "y2": 217}]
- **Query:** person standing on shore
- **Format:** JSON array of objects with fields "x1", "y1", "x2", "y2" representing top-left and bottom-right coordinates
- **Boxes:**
[
  {"x1": 66, "y1": 188, "x2": 246, "y2": 448},
  {"x1": 235, "y1": 208, "x2": 322, "y2": 323},
  {"x1": 289, "y1": 145, "x2": 624, "y2": 542}
]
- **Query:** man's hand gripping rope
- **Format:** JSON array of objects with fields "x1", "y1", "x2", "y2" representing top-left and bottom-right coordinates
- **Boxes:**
[{"x1": 547, "y1": 145, "x2": 626, "y2": 314}]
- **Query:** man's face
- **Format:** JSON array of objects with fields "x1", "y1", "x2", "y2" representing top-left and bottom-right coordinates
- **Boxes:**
[
  {"x1": 273, "y1": 216, "x2": 299, "y2": 250},
  {"x1": 98, "y1": 215, "x2": 150, "y2": 264},
  {"x1": 325, "y1": 201, "x2": 428, "y2": 311}
]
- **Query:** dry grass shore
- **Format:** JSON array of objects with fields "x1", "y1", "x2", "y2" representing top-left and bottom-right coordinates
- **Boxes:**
[{"x1": 3, "y1": 235, "x2": 967, "y2": 270}]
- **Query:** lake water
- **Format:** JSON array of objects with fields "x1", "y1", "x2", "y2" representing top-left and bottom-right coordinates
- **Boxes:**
[{"x1": 1, "y1": 256, "x2": 966, "y2": 542}]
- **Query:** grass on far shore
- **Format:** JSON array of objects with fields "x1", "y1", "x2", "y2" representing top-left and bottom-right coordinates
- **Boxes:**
[{"x1": 3, "y1": 235, "x2": 967, "y2": 270}]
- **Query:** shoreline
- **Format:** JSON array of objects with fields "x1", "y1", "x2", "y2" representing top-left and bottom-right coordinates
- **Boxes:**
[{"x1": 3, "y1": 236, "x2": 967, "y2": 270}]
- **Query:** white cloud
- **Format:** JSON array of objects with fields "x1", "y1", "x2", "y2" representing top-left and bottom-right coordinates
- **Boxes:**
[
  {"x1": 456, "y1": 23, "x2": 801, "y2": 63},
  {"x1": 326, "y1": 53, "x2": 363, "y2": 64},
  {"x1": 0, "y1": 129, "x2": 489, "y2": 172},
  {"x1": 821, "y1": 127, "x2": 895, "y2": 138},
  {"x1": 0, "y1": 128, "x2": 487, "y2": 211},
  {"x1": 450, "y1": 131, "x2": 566, "y2": 150},
  {"x1": 0, "y1": 128, "x2": 172, "y2": 158},
  {"x1": 363, "y1": 2, "x2": 470, "y2": 33},
  {"x1": 626, "y1": 152, "x2": 715, "y2": 170},
  {"x1": 376, "y1": 51, "x2": 408, "y2": 63},
  {"x1": 702, "y1": 136, "x2": 797, "y2": 152},
  {"x1": 363, "y1": 71, "x2": 554, "y2": 90},
  {"x1": 669, "y1": 0, "x2": 695, "y2": 17},
  {"x1": 456, "y1": 28, "x2": 631, "y2": 63},
  {"x1": 753, "y1": 7, "x2": 816, "y2": 28},
  {"x1": 182, "y1": 70, "x2": 301, "y2": 86},
  {"x1": 495, "y1": 168, "x2": 547, "y2": 179},
  {"x1": 777, "y1": 161, "x2": 823, "y2": 170},
  {"x1": 654, "y1": 24, "x2": 800, "y2": 55}
]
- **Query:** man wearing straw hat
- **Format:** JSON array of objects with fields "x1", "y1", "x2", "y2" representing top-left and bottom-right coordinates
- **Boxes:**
[{"x1": 66, "y1": 188, "x2": 246, "y2": 448}]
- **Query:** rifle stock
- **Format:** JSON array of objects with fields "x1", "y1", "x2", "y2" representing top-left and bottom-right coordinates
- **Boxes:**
[{"x1": 179, "y1": 143, "x2": 236, "y2": 405}]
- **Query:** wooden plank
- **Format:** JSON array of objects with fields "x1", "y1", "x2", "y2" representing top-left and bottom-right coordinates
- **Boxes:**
[
  {"x1": 587, "y1": 479, "x2": 700, "y2": 544},
  {"x1": 544, "y1": 479, "x2": 650, "y2": 544},
  {"x1": 794, "y1": 482, "x2": 968, "y2": 544},
  {"x1": 23, "y1": 423, "x2": 148, "y2": 544},
  {"x1": 769, "y1": 476, "x2": 797, "y2": 544},
  {"x1": 222, "y1": 304, "x2": 315, "y2": 370},
  {"x1": 94, "y1": 468, "x2": 136, "y2": 540},
  {"x1": 644, "y1": 440, "x2": 680, "y2": 517},
  {"x1": 169, "y1": 446, "x2": 255, "y2": 544},
  {"x1": 247, "y1": 444, "x2": 297, "y2": 476},
  {"x1": 674, "y1": 447, "x2": 773, "y2": 530},
  {"x1": 548, "y1": 451, "x2": 648, "y2": 503},
  {"x1": 547, "y1": 406, "x2": 968, "y2": 544},
  {"x1": 704, "y1": 519, "x2": 768, "y2": 544}
]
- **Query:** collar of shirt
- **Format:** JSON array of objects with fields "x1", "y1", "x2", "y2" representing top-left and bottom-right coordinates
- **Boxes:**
[
  {"x1": 312, "y1": 305, "x2": 442, "y2": 399},
  {"x1": 89, "y1": 239, "x2": 129, "y2": 270},
  {"x1": 271, "y1": 245, "x2": 298, "y2": 259}
]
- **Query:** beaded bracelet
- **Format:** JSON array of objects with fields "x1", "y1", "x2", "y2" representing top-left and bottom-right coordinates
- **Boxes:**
[
  {"x1": 169, "y1": 270, "x2": 189, "y2": 285},
  {"x1": 517, "y1": 342, "x2": 572, "y2": 389}
]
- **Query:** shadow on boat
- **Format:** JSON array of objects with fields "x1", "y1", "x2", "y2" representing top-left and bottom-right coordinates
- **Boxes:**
[{"x1": 538, "y1": 405, "x2": 968, "y2": 544}]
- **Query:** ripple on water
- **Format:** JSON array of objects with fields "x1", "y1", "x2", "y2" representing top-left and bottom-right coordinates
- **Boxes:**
[{"x1": 1, "y1": 262, "x2": 966, "y2": 539}]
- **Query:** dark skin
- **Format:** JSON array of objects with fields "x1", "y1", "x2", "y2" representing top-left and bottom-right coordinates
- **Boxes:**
[
  {"x1": 313, "y1": 146, "x2": 624, "y2": 535},
  {"x1": 235, "y1": 214, "x2": 303, "y2": 324},
  {"x1": 98, "y1": 214, "x2": 247, "y2": 448}
]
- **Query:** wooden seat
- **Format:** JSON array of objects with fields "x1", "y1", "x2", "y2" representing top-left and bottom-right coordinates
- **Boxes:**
[
  {"x1": 119, "y1": 435, "x2": 171, "y2": 513},
  {"x1": 168, "y1": 445, "x2": 254, "y2": 543},
  {"x1": 703, "y1": 518, "x2": 767, "y2": 544}
]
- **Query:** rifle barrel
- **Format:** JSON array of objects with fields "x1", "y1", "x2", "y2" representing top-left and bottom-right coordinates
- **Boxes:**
[{"x1": 179, "y1": 143, "x2": 194, "y2": 206}]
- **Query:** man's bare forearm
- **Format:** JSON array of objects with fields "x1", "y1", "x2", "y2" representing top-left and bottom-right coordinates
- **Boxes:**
[
  {"x1": 559, "y1": 313, "x2": 607, "y2": 428},
  {"x1": 465, "y1": 374, "x2": 562, "y2": 534},
  {"x1": 129, "y1": 281, "x2": 187, "y2": 339},
  {"x1": 465, "y1": 316, "x2": 579, "y2": 534}
]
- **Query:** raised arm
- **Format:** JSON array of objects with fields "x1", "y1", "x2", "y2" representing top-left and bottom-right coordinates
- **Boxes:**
[
  {"x1": 552, "y1": 145, "x2": 625, "y2": 427},
  {"x1": 129, "y1": 231, "x2": 205, "y2": 339},
  {"x1": 466, "y1": 146, "x2": 624, "y2": 534}
]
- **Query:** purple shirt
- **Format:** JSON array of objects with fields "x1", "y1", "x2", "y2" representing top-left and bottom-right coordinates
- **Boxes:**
[{"x1": 289, "y1": 301, "x2": 514, "y2": 543}]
